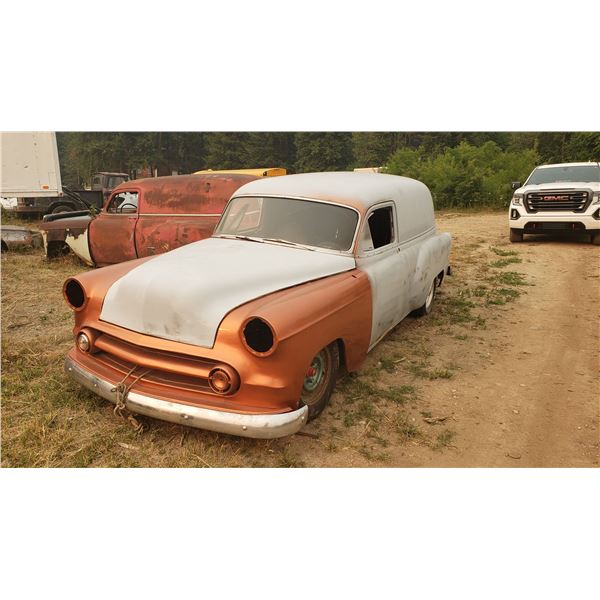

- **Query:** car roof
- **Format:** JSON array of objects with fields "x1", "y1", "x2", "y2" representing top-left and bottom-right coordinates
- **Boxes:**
[
  {"x1": 537, "y1": 162, "x2": 600, "y2": 169},
  {"x1": 231, "y1": 172, "x2": 430, "y2": 211},
  {"x1": 114, "y1": 173, "x2": 259, "y2": 192}
]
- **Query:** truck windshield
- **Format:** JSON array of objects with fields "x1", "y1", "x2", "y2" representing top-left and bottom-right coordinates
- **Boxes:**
[
  {"x1": 527, "y1": 165, "x2": 600, "y2": 185},
  {"x1": 214, "y1": 196, "x2": 359, "y2": 252}
]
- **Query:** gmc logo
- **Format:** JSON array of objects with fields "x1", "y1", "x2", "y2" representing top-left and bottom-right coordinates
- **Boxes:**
[{"x1": 543, "y1": 195, "x2": 568, "y2": 201}]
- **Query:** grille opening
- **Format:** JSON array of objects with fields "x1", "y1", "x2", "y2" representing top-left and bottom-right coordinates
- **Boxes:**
[
  {"x1": 524, "y1": 222, "x2": 585, "y2": 231},
  {"x1": 525, "y1": 191, "x2": 590, "y2": 214},
  {"x1": 243, "y1": 318, "x2": 274, "y2": 354},
  {"x1": 65, "y1": 279, "x2": 85, "y2": 309}
]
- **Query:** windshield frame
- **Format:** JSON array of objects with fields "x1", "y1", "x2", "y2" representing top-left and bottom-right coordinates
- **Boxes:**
[
  {"x1": 525, "y1": 164, "x2": 600, "y2": 185},
  {"x1": 213, "y1": 194, "x2": 362, "y2": 255}
]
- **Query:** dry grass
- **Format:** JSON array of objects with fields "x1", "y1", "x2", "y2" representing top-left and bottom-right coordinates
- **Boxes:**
[{"x1": 1, "y1": 214, "x2": 528, "y2": 467}]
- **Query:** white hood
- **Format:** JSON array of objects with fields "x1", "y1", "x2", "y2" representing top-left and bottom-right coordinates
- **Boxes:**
[
  {"x1": 99, "y1": 237, "x2": 355, "y2": 348},
  {"x1": 519, "y1": 181, "x2": 600, "y2": 193}
]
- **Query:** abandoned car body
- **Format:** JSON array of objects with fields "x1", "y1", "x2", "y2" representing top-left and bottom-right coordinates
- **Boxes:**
[
  {"x1": 40, "y1": 173, "x2": 259, "y2": 266},
  {"x1": 62, "y1": 172, "x2": 451, "y2": 438},
  {"x1": 1, "y1": 225, "x2": 43, "y2": 253}
]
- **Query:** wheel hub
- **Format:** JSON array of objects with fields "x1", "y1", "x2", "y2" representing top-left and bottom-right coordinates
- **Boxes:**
[{"x1": 303, "y1": 353, "x2": 325, "y2": 392}]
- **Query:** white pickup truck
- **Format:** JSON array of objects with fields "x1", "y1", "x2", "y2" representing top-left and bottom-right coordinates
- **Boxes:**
[{"x1": 508, "y1": 162, "x2": 600, "y2": 244}]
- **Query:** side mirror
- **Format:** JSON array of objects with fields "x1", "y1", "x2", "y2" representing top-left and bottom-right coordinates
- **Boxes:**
[{"x1": 511, "y1": 181, "x2": 522, "y2": 190}]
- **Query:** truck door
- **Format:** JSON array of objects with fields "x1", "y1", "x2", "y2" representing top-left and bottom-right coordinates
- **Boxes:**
[
  {"x1": 355, "y1": 203, "x2": 405, "y2": 348},
  {"x1": 89, "y1": 190, "x2": 139, "y2": 265}
]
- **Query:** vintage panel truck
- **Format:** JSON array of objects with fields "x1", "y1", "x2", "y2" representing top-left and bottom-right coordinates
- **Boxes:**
[{"x1": 61, "y1": 172, "x2": 451, "y2": 437}]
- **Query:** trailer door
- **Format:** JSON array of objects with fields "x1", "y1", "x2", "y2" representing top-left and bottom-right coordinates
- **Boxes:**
[{"x1": 89, "y1": 190, "x2": 139, "y2": 265}]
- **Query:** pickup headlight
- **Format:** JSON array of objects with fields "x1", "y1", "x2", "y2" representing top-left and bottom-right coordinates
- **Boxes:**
[
  {"x1": 592, "y1": 192, "x2": 600, "y2": 204},
  {"x1": 511, "y1": 193, "x2": 523, "y2": 205}
]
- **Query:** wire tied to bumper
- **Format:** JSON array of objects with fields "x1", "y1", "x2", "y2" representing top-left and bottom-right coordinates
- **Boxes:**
[{"x1": 111, "y1": 365, "x2": 152, "y2": 433}]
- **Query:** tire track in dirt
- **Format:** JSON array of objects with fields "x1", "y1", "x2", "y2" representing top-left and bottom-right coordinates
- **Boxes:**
[{"x1": 400, "y1": 214, "x2": 599, "y2": 467}]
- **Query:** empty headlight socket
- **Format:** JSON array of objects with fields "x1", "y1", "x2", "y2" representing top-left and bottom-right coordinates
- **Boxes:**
[{"x1": 241, "y1": 317, "x2": 278, "y2": 356}]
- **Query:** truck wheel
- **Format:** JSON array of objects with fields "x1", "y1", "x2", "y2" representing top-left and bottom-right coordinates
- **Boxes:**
[
  {"x1": 413, "y1": 278, "x2": 437, "y2": 317},
  {"x1": 51, "y1": 204, "x2": 72, "y2": 214},
  {"x1": 300, "y1": 343, "x2": 340, "y2": 421},
  {"x1": 510, "y1": 228, "x2": 523, "y2": 243},
  {"x1": 591, "y1": 233, "x2": 600, "y2": 246}
]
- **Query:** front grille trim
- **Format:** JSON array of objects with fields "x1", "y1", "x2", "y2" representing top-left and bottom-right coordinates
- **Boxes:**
[
  {"x1": 87, "y1": 332, "x2": 239, "y2": 398},
  {"x1": 525, "y1": 190, "x2": 591, "y2": 214}
]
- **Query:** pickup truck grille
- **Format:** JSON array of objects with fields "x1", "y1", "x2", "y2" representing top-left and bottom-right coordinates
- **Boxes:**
[{"x1": 525, "y1": 191, "x2": 590, "y2": 213}]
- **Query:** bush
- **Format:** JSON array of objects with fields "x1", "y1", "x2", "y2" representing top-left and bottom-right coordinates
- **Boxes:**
[{"x1": 385, "y1": 141, "x2": 539, "y2": 209}]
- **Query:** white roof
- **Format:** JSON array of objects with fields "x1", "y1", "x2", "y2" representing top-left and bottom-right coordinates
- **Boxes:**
[
  {"x1": 230, "y1": 172, "x2": 431, "y2": 210},
  {"x1": 538, "y1": 162, "x2": 599, "y2": 169}
]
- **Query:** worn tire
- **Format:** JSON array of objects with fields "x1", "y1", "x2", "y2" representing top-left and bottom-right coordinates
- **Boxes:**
[
  {"x1": 591, "y1": 233, "x2": 600, "y2": 245},
  {"x1": 510, "y1": 228, "x2": 523, "y2": 243},
  {"x1": 300, "y1": 343, "x2": 340, "y2": 422},
  {"x1": 412, "y1": 277, "x2": 437, "y2": 317}
]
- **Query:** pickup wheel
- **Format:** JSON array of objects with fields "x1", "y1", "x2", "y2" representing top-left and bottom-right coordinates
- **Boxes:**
[
  {"x1": 300, "y1": 343, "x2": 340, "y2": 422},
  {"x1": 510, "y1": 228, "x2": 523, "y2": 243},
  {"x1": 413, "y1": 278, "x2": 437, "y2": 317},
  {"x1": 591, "y1": 233, "x2": 600, "y2": 246}
]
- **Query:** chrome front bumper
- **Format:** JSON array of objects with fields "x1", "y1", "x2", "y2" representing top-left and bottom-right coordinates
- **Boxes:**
[{"x1": 65, "y1": 356, "x2": 308, "y2": 439}]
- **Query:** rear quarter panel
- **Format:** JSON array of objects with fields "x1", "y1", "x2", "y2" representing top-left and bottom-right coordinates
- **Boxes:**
[{"x1": 409, "y1": 232, "x2": 452, "y2": 309}]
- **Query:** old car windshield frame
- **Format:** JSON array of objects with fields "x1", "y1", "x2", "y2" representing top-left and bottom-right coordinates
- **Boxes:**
[
  {"x1": 214, "y1": 194, "x2": 361, "y2": 254},
  {"x1": 526, "y1": 165, "x2": 600, "y2": 185}
]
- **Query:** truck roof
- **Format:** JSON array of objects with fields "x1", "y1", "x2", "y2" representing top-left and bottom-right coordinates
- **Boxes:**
[
  {"x1": 113, "y1": 172, "x2": 259, "y2": 193},
  {"x1": 231, "y1": 172, "x2": 432, "y2": 212},
  {"x1": 537, "y1": 162, "x2": 600, "y2": 169}
]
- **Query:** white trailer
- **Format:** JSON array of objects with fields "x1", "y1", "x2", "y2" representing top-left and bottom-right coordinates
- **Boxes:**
[
  {"x1": 0, "y1": 132, "x2": 113, "y2": 216},
  {"x1": 0, "y1": 132, "x2": 62, "y2": 198}
]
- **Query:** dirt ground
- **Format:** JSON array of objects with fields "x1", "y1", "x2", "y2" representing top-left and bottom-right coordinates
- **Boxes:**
[{"x1": 1, "y1": 211, "x2": 598, "y2": 467}]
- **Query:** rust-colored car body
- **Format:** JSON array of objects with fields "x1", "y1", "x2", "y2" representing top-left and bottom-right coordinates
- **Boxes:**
[{"x1": 41, "y1": 174, "x2": 259, "y2": 266}]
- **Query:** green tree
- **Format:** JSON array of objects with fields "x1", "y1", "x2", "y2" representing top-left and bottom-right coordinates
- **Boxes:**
[
  {"x1": 386, "y1": 141, "x2": 538, "y2": 209},
  {"x1": 244, "y1": 132, "x2": 295, "y2": 170},
  {"x1": 564, "y1": 132, "x2": 600, "y2": 162},
  {"x1": 204, "y1": 132, "x2": 250, "y2": 169},
  {"x1": 352, "y1": 133, "x2": 398, "y2": 167},
  {"x1": 294, "y1": 132, "x2": 353, "y2": 172}
]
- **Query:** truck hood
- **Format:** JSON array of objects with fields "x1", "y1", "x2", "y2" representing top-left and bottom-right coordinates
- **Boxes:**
[
  {"x1": 517, "y1": 181, "x2": 600, "y2": 194},
  {"x1": 99, "y1": 237, "x2": 356, "y2": 348},
  {"x1": 39, "y1": 213, "x2": 92, "y2": 232}
]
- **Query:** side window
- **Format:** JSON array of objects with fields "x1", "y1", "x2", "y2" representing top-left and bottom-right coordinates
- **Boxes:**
[
  {"x1": 365, "y1": 206, "x2": 395, "y2": 250},
  {"x1": 106, "y1": 191, "x2": 139, "y2": 214}
]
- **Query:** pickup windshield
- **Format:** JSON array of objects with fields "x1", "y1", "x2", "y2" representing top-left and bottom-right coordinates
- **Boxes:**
[
  {"x1": 527, "y1": 165, "x2": 600, "y2": 185},
  {"x1": 214, "y1": 196, "x2": 359, "y2": 252}
]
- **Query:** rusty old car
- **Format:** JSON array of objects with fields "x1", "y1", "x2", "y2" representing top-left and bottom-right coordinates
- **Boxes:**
[
  {"x1": 40, "y1": 173, "x2": 259, "y2": 266},
  {"x1": 1, "y1": 225, "x2": 43, "y2": 253},
  {"x1": 62, "y1": 172, "x2": 452, "y2": 438}
]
